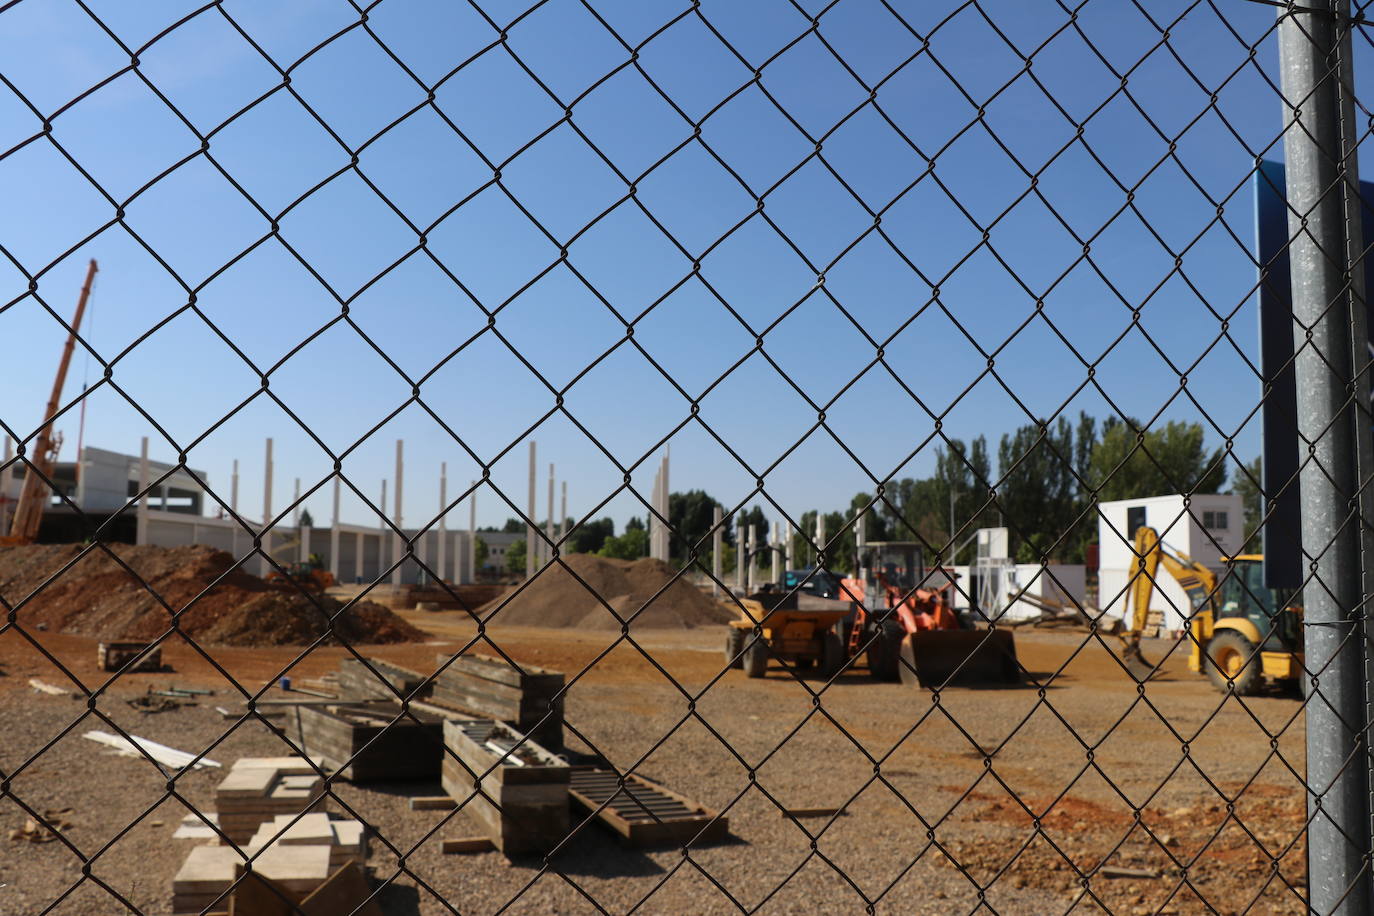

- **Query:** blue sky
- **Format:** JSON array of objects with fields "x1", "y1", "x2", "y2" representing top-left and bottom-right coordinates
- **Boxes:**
[{"x1": 0, "y1": 0, "x2": 1326, "y2": 538}]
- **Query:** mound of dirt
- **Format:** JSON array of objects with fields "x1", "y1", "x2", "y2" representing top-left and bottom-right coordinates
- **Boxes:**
[
  {"x1": 477, "y1": 554, "x2": 734, "y2": 630},
  {"x1": 0, "y1": 543, "x2": 424, "y2": 647}
]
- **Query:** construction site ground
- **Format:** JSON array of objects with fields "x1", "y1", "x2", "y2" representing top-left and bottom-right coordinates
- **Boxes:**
[{"x1": 0, "y1": 611, "x2": 1307, "y2": 915}]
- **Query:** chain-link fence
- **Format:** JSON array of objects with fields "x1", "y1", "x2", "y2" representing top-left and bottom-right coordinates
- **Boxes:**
[{"x1": 2, "y1": 0, "x2": 1373, "y2": 913}]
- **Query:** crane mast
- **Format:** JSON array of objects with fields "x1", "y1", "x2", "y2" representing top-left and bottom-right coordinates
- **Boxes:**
[{"x1": 5, "y1": 259, "x2": 98, "y2": 544}]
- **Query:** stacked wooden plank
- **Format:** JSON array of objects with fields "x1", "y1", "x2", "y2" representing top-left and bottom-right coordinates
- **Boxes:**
[
  {"x1": 171, "y1": 843, "x2": 331, "y2": 915},
  {"x1": 288, "y1": 702, "x2": 445, "y2": 782},
  {"x1": 96, "y1": 641, "x2": 161, "y2": 672},
  {"x1": 569, "y1": 767, "x2": 729, "y2": 847},
  {"x1": 247, "y1": 813, "x2": 367, "y2": 870},
  {"x1": 214, "y1": 758, "x2": 327, "y2": 844},
  {"x1": 431, "y1": 653, "x2": 564, "y2": 748},
  {"x1": 440, "y1": 719, "x2": 569, "y2": 856},
  {"x1": 336, "y1": 658, "x2": 428, "y2": 702}
]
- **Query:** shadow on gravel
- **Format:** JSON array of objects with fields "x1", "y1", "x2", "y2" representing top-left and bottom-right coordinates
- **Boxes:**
[
  {"x1": 521, "y1": 827, "x2": 670, "y2": 877},
  {"x1": 377, "y1": 881, "x2": 422, "y2": 916}
]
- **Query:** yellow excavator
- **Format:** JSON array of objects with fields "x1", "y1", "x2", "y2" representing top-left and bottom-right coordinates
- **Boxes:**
[{"x1": 1118, "y1": 526, "x2": 1303, "y2": 694}]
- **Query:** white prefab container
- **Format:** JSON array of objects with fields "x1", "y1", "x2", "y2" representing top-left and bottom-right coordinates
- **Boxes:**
[
  {"x1": 1097, "y1": 493, "x2": 1244, "y2": 632},
  {"x1": 931, "y1": 564, "x2": 1086, "y2": 621}
]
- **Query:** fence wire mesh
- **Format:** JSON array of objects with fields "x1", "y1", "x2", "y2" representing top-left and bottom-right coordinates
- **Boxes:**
[{"x1": 1, "y1": 0, "x2": 1372, "y2": 913}]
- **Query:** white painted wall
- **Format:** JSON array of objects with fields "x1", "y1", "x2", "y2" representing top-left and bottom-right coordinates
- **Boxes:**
[{"x1": 1097, "y1": 493, "x2": 1243, "y2": 631}]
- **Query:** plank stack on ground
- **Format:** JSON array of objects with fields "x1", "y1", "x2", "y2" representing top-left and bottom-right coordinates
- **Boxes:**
[
  {"x1": 432, "y1": 653, "x2": 564, "y2": 748},
  {"x1": 214, "y1": 757, "x2": 327, "y2": 844},
  {"x1": 440, "y1": 719, "x2": 570, "y2": 856},
  {"x1": 336, "y1": 658, "x2": 428, "y2": 702},
  {"x1": 568, "y1": 767, "x2": 729, "y2": 847},
  {"x1": 171, "y1": 843, "x2": 332, "y2": 915},
  {"x1": 247, "y1": 813, "x2": 367, "y2": 869},
  {"x1": 288, "y1": 702, "x2": 445, "y2": 782}
]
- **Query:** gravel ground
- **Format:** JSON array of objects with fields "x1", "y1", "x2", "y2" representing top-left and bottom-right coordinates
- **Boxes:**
[{"x1": 0, "y1": 623, "x2": 1309, "y2": 915}]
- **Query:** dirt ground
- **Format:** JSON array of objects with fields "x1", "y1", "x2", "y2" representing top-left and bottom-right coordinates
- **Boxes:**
[{"x1": 0, "y1": 612, "x2": 1309, "y2": 915}]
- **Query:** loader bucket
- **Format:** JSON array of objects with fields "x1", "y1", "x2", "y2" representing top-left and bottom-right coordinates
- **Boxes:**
[{"x1": 898, "y1": 629, "x2": 1021, "y2": 687}]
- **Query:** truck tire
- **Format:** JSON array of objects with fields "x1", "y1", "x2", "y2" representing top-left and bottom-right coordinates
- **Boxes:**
[
  {"x1": 724, "y1": 627, "x2": 745, "y2": 669},
  {"x1": 867, "y1": 619, "x2": 903, "y2": 682},
  {"x1": 1205, "y1": 631, "x2": 1260, "y2": 696},
  {"x1": 743, "y1": 638, "x2": 769, "y2": 679},
  {"x1": 821, "y1": 630, "x2": 844, "y2": 678}
]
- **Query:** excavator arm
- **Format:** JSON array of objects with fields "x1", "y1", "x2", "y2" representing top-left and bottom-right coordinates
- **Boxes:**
[{"x1": 1118, "y1": 526, "x2": 1216, "y2": 680}]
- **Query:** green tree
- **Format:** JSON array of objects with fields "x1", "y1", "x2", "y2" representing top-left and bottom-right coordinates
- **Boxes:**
[
  {"x1": 668, "y1": 490, "x2": 731, "y2": 566},
  {"x1": 997, "y1": 417, "x2": 1081, "y2": 562},
  {"x1": 1230, "y1": 455, "x2": 1263, "y2": 552},
  {"x1": 505, "y1": 539, "x2": 526, "y2": 575},
  {"x1": 473, "y1": 535, "x2": 489, "y2": 570},
  {"x1": 1088, "y1": 418, "x2": 1227, "y2": 502},
  {"x1": 567, "y1": 516, "x2": 614, "y2": 554},
  {"x1": 299, "y1": 507, "x2": 314, "y2": 528},
  {"x1": 501, "y1": 518, "x2": 525, "y2": 534},
  {"x1": 598, "y1": 527, "x2": 648, "y2": 560}
]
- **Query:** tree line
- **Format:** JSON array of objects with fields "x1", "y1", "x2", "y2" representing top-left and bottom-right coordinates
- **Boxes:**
[{"x1": 477, "y1": 412, "x2": 1235, "y2": 575}]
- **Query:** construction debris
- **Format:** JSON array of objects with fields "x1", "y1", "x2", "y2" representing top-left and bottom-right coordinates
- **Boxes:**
[
  {"x1": 126, "y1": 694, "x2": 184, "y2": 715},
  {"x1": 28, "y1": 678, "x2": 72, "y2": 696},
  {"x1": 441, "y1": 719, "x2": 569, "y2": 856},
  {"x1": 408, "y1": 796, "x2": 457, "y2": 811},
  {"x1": 82, "y1": 730, "x2": 220, "y2": 770},
  {"x1": 8, "y1": 809, "x2": 74, "y2": 843}
]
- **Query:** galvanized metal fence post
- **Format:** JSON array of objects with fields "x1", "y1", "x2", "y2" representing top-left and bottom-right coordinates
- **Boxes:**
[{"x1": 1278, "y1": 2, "x2": 1372, "y2": 910}]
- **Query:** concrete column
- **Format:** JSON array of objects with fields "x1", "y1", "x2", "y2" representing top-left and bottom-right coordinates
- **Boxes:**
[
  {"x1": 559, "y1": 481, "x2": 567, "y2": 541},
  {"x1": 771, "y1": 521, "x2": 780, "y2": 585},
  {"x1": 292, "y1": 477, "x2": 302, "y2": 561},
  {"x1": 230, "y1": 459, "x2": 239, "y2": 515},
  {"x1": 712, "y1": 505, "x2": 722, "y2": 596},
  {"x1": 467, "y1": 480, "x2": 477, "y2": 584},
  {"x1": 815, "y1": 513, "x2": 825, "y2": 569},
  {"x1": 526, "y1": 441, "x2": 536, "y2": 579},
  {"x1": 437, "y1": 463, "x2": 447, "y2": 585},
  {"x1": 378, "y1": 479, "x2": 387, "y2": 582},
  {"x1": 301, "y1": 519, "x2": 312, "y2": 565},
  {"x1": 355, "y1": 529, "x2": 364, "y2": 583},
  {"x1": 546, "y1": 463, "x2": 555, "y2": 565},
  {"x1": 136, "y1": 436, "x2": 149, "y2": 546},
  {"x1": 735, "y1": 514, "x2": 745, "y2": 594},
  {"x1": 392, "y1": 439, "x2": 404, "y2": 588},
  {"x1": 261, "y1": 438, "x2": 273, "y2": 575},
  {"x1": 330, "y1": 475, "x2": 341, "y2": 580}
]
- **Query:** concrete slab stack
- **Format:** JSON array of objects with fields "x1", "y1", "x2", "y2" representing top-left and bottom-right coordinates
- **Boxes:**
[
  {"x1": 431, "y1": 653, "x2": 564, "y2": 748},
  {"x1": 214, "y1": 758, "x2": 326, "y2": 844},
  {"x1": 171, "y1": 843, "x2": 331, "y2": 915},
  {"x1": 246, "y1": 812, "x2": 368, "y2": 869}
]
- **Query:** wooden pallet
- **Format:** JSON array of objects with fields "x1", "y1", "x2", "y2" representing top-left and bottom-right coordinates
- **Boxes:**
[
  {"x1": 431, "y1": 654, "x2": 564, "y2": 748},
  {"x1": 97, "y1": 641, "x2": 162, "y2": 672},
  {"x1": 335, "y1": 659, "x2": 429, "y2": 703},
  {"x1": 289, "y1": 702, "x2": 445, "y2": 782},
  {"x1": 440, "y1": 719, "x2": 569, "y2": 856},
  {"x1": 568, "y1": 767, "x2": 728, "y2": 847}
]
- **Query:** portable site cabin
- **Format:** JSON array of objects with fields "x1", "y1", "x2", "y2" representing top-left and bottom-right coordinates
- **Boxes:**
[{"x1": 1097, "y1": 493, "x2": 1245, "y2": 633}]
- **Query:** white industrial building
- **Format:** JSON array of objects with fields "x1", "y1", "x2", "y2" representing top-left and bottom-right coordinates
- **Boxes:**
[{"x1": 1096, "y1": 493, "x2": 1244, "y2": 633}]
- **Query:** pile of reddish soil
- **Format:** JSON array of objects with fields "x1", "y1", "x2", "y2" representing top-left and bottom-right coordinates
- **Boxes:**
[
  {"x1": 477, "y1": 554, "x2": 733, "y2": 629},
  {"x1": 0, "y1": 543, "x2": 424, "y2": 647}
]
